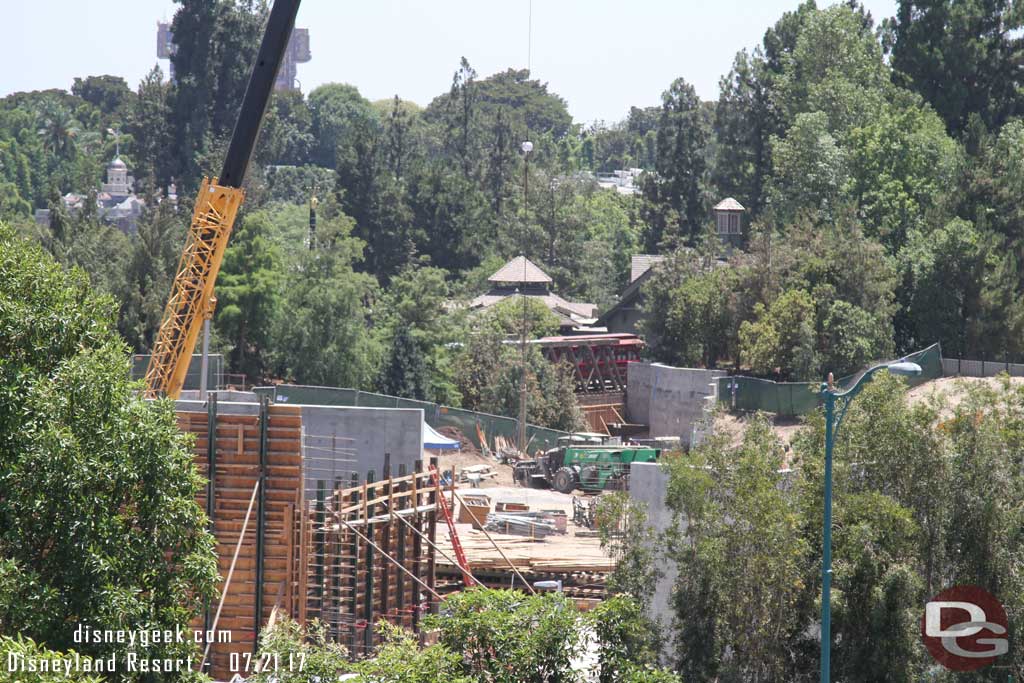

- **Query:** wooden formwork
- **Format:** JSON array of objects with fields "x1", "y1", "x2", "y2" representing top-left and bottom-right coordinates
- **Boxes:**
[
  {"x1": 306, "y1": 462, "x2": 438, "y2": 659},
  {"x1": 177, "y1": 398, "x2": 306, "y2": 681},
  {"x1": 176, "y1": 398, "x2": 438, "y2": 678}
]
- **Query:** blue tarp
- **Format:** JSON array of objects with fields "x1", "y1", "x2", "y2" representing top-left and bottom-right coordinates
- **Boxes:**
[{"x1": 423, "y1": 421, "x2": 460, "y2": 450}]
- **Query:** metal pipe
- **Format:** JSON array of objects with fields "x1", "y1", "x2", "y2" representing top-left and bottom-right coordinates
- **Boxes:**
[{"x1": 199, "y1": 318, "x2": 211, "y2": 400}]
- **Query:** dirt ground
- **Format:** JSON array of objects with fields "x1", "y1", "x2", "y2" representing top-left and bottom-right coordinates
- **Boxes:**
[
  {"x1": 714, "y1": 411, "x2": 804, "y2": 450},
  {"x1": 713, "y1": 375, "x2": 1024, "y2": 451},
  {"x1": 906, "y1": 375, "x2": 1024, "y2": 420},
  {"x1": 428, "y1": 426, "x2": 517, "y2": 487}
]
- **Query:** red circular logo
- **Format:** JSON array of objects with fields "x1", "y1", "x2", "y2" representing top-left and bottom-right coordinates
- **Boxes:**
[{"x1": 921, "y1": 585, "x2": 1009, "y2": 671}]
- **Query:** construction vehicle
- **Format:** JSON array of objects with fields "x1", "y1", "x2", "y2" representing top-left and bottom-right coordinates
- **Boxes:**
[
  {"x1": 513, "y1": 434, "x2": 660, "y2": 494},
  {"x1": 143, "y1": 0, "x2": 301, "y2": 399}
]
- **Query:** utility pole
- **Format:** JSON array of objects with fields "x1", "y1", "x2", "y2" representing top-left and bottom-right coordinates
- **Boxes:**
[{"x1": 518, "y1": 140, "x2": 533, "y2": 454}]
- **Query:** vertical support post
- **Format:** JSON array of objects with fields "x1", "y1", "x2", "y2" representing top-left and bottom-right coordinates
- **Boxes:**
[
  {"x1": 427, "y1": 456, "x2": 439, "y2": 614},
  {"x1": 315, "y1": 481, "x2": 326, "y2": 618},
  {"x1": 333, "y1": 476, "x2": 343, "y2": 642},
  {"x1": 363, "y1": 471, "x2": 376, "y2": 656},
  {"x1": 411, "y1": 460, "x2": 423, "y2": 632},
  {"x1": 254, "y1": 396, "x2": 269, "y2": 653},
  {"x1": 820, "y1": 392, "x2": 835, "y2": 683},
  {"x1": 203, "y1": 391, "x2": 217, "y2": 671},
  {"x1": 396, "y1": 463, "x2": 407, "y2": 628},
  {"x1": 380, "y1": 455, "x2": 392, "y2": 622},
  {"x1": 347, "y1": 472, "x2": 360, "y2": 655}
]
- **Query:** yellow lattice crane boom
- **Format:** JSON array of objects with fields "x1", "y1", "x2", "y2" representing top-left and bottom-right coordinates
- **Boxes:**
[{"x1": 144, "y1": 0, "x2": 301, "y2": 399}]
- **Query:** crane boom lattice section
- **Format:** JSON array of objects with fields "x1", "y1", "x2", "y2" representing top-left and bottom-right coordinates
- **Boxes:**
[{"x1": 144, "y1": 178, "x2": 245, "y2": 399}]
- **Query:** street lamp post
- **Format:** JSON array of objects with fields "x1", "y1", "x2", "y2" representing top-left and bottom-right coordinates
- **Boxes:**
[
  {"x1": 819, "y1": 360, "x2": 922, "y2": 683},
  {"x1": 518, "y1": 140, "x2": 533, "y2": 454}
]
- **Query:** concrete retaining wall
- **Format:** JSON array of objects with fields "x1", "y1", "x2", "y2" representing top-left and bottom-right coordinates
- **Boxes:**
[
  {"x1": 176, "y1": 395, "x2": 423, "y2": 489},
  {"x1": 627, "y1": 363, "x2": 726, "y2": 445},
  {"x1": 629, "y1": 462, "x2": 678, "y2": 653},
  {"x1": 299, "y1": 404, "x2": 422, "y2": 488}
]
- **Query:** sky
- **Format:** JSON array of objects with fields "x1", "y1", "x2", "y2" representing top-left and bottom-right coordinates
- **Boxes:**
[{"x1": 1, "y1": 0, "x2": 898, "y2": 125}]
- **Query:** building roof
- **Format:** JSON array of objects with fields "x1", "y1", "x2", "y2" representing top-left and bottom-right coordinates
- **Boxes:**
[
  {"x1": 488, "y1": 255, "x2": 553, "y2": 284},
  {"x1": 630, "y1": 254, "x2": 665, "y2": 283},
  {"x1": 714, "y1": 197, "x2": 745, "y2": 212},
  {"x1": 469, "y1": 291, "x2": 596, "y2": 319},
  {"x1": 108, "y1": 156, "x2": 127, "y2": 170}
]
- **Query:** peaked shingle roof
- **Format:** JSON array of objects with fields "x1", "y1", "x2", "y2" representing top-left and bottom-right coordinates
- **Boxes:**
[
  {"x1": 488, "y1": 255, "x2": 553, "y2": 284},
  {"x1": 714, "y1": 197, "x2": 745, "y2": 211},
  {"x1": 630, "y1": 254, "x2": 665, "y2": 283}
]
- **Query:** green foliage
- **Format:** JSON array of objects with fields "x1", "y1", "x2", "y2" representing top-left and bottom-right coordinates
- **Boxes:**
[
  {"x1": 352, "y1": 622, "x2": 469, "y2": 683},
  {"x1": 665, "y1": 416, "x2": 809, "y2": 681},
  {"x1": 594, "y1": 492, "x2": 661, "y2": 606},
  {"x1": 308, "y1": 83, "x2": 379, "y2": 169},
  {"x1": 216, "y1": 210, "x2": 283, "y2": 383},
  {"x1": 767, "y1": 112, "x2": 847, "y2": 223},
  {"x1": 641, "y1": 249, "x2": 739, "y2": 368},
  {"x1": 641, "y1": 77, "x2": 709, "y2": 248},
  {"x1": 0, "y1": 223, "x2": 217, "y2": 673},
  {"x1": 378, "y1": 326, "x2": 429, "y2": 400},
  {"x1": 71, "y1": 75, "x2": 131, "y2": 118},
  {"x1": 887, "y1": 0, "x2": 1024, "y2": 134},
  {"x1": 249, "y1": 617, "x2": 349, "y2": 683},
  {"x1": 0, "y1": 636, "x2": 104, "y2": 683},
  {"x1": 739, "y1": 288, "x2": 816, "y2": 379},
  {"x1": 454, "y1": 302, "x2": 584, "y2": 431},
  {"x1": 270, "y1": 235, "x2": 381, "y2": 389},
  {"x1": 425, "y1": 589, "x2": 585, "y2": 683},
  {"x1": 590, "y1": 596, "x2": 679, "y2": 683}
]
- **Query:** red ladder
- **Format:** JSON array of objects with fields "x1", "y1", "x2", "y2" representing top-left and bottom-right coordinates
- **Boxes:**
[{"x1": 430, "y1": 465, "x2": 475, "y2": 587}]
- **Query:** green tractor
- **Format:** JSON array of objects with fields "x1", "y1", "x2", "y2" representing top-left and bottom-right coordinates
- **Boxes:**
[{"x1": 514, "y1": 434, "x2": 660, "y2": 494}]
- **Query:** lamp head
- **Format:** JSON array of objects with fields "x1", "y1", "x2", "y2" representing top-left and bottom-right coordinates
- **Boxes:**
[
  {"x1": 886, "y1": 361, "x2": 922, "y2": 376},
  {"x1": 521, "y1": 140, "x2": 534, "y2": 154}
]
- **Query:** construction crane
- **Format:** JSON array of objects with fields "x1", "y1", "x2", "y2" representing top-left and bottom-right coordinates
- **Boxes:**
[{"x1": 144, "y1": 0, "x2": 301, "y2": 399}]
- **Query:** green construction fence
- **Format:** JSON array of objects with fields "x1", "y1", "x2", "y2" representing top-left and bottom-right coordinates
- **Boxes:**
[
  {"x1": 717, "y1": 343, "x2": 943, "y2": 417},
  {"x1": 252, "y1": 384, "x2": 569, "y2": 452}
]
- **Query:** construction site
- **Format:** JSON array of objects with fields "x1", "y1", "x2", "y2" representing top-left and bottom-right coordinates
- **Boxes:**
[{"x1": 11, "y1": 0, "x2": 1024, "y2": 679}]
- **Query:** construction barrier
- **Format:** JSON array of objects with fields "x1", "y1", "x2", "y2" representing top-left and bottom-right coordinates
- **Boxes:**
[
  {"x1": 717, "y1": 343, "x2": 944, "y2": 417},
  {"x1": 255, "y1": 385, "x2": 570, "y2": 453}
]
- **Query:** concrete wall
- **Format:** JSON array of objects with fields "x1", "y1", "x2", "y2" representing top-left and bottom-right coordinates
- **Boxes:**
[
  {"x1": 299, "y1": 404, "x2": 423, "y2": 489},
  {"x1": 629, "y1": 462, "x2": 678, "y2": 654},
  {"x1": 627, "y1": 363, "x2": 726, "y2": 446},
  {"x1": 175, "y1": 396, "x2": 424, "y2": 490}
]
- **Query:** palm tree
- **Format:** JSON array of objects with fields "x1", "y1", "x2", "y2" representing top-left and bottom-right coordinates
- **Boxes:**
[{"x1": 37, "y1": 101, "x2": 80, "y2": 161}]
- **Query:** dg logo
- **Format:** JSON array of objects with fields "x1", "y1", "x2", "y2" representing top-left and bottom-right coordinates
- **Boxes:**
[{"x1": 922, "y1": 585, "x2": 1009, "y2": 672}]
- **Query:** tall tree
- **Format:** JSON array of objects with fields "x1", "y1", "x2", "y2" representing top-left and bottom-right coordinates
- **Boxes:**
[
  {"x1": 641, "y1": 78, "x2": 709, "y2": 249},
  {"x1": 215, "y1": 210, "x2": 282, "y2": 384},
  {"x1": 887, "y1": 0, "x2": 1024, "y2": 134},
  {"x1": 126, "y1": 66, "x2": 174, "y2": 192},
  {"x1": 713, "y1": 49, "x2": 773, "y2": 215},
  {"x1": 0, "y1": 223, "x2": 217, "y2": 665}
]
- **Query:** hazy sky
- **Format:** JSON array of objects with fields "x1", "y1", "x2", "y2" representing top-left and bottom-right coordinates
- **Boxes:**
[{"x1": 1, "y1": 0, "x2": 898, "y2": 124}]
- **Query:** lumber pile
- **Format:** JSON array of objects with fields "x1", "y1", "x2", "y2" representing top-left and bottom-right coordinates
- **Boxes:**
[{"x1": 438, "y1": 528, "x2": 617, "y2": 573}]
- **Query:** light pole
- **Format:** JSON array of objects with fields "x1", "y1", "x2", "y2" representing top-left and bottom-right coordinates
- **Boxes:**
[
  {"x1": 819, "y1": 359, "x2": 922, "y2": 683},
  {"x1": 518, "y1": 140, "x2": 533, "y2": 454}
]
